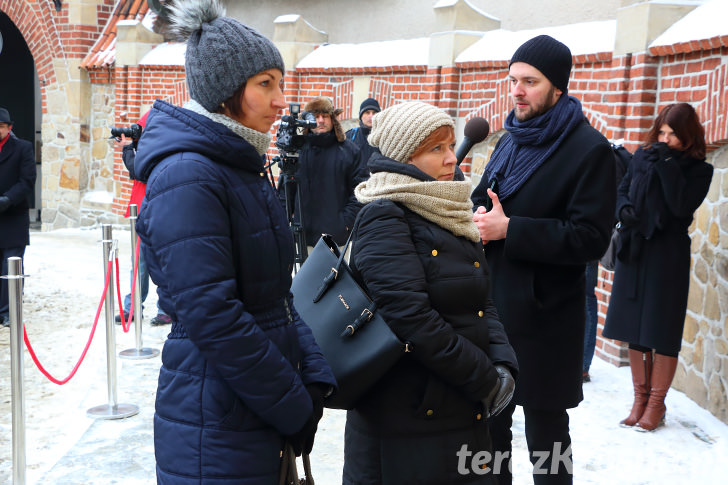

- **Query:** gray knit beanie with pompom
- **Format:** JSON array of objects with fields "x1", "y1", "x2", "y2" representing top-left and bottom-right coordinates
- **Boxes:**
[
  {"x1": 367, "y1": 101, "x2": 455, "y2": 164},
  {"x1": 166, "y1": 0, "x2": 285, "y2": 112}
]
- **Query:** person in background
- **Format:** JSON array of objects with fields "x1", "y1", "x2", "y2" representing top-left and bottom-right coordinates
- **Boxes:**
[
  {"x1": 114, "y1": 111, "x2": 172, "y2": 327},
  {"x1": 346, "y1": 97, "x2": 381, "y2": 165},
  {"x1": 0, "y1": 107, "x2": 36, "y2": 328},
  {"x1": 471, "y1": 35, "x2": 615, "y2": 484},
  {"x1": 286, "y1": 96, "x2": 367, "y2": 251},
  {"x1": 602, "y1": 103, "x2": 713, "y2": 432},
  {"x1": 132, "y1": 1, "x2": 336, "y2": 482},
  {"x1": 344, "y1": 101, "x2": 518, "y2": 484}
]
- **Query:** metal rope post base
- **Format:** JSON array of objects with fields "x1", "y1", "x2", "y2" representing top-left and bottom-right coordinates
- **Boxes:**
[
  {"x1": 87, "y1": 224, "x2": 139, "y2": 419},
  {"x1": 120, "y1": 205, "x2": 159, "y2": 360}
]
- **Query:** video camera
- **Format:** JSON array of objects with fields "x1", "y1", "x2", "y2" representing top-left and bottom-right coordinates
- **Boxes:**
[
  {"x1": 110, "y1": 123, "x2": 143, "y2": 140},
  {"x1": 275, "y1": 103, "x2": 316, "y2": 156}
]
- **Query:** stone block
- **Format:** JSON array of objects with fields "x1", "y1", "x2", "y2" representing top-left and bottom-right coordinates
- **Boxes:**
[
  {"x1": 705, "y1": 285, "x2": 721, "y2": 321},
  {"x1": 615, "y1": 1, "x2": 698, "y2": 56},
  {"x1": 684, "y1": 369, "x2": 708, "y2": 408},
  {"x1": 694, "y1": 257, "x2": 707, "y2": 284},
  {"x1": 687, "y1": 276, "x2": 704, "y2": 313},
  {"x1": 92, "y1": 139, "x2": 109, "y2": 160},
  {"x1": 683, "y1": 314, "x2": 698, "y2": 343},
  {"x1": 693, "y1": 336, "x2": 704, "y2": 372},
  {"x1": 60, "y1": 158, "x2": 81, "y2": 190},
  {"x1": 708, "y1": 221, "x2": 719, "y2": 246}
]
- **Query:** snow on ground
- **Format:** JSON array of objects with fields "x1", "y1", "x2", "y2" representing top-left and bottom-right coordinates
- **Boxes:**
[{"x1": 1, "y1": 227, "x2": 728, "y2": 484}]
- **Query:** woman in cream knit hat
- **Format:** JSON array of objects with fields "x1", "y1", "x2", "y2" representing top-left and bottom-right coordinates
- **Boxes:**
[{"x1": 344, "y1": 101, "x2": 518, "y2": 484}]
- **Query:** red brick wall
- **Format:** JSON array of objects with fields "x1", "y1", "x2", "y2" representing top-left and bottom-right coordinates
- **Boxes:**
[{"x1": 101, "y1": 41, "x2": 728, "y2": 367}]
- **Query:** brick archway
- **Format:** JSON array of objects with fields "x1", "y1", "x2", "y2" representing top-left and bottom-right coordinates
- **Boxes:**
[{"x1": 0, "y1": 0, "x2": 63, "y2": 108}]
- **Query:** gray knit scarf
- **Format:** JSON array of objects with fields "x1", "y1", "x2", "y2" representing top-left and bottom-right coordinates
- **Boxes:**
[
  {"x1": 184, "y1": 99, "x2": 272, "y2": 156},
  {"x1": 355, "y1": 171, "x2": 481, "y2": 243}
]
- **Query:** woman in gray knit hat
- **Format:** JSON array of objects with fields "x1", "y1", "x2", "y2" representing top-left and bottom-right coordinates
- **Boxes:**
[
  {"x1": 343, "y1": 101, "x2": 518, "y2": 484},
  {"x1": 132, "y1": 1, "x2": 335, "y2": 482}
]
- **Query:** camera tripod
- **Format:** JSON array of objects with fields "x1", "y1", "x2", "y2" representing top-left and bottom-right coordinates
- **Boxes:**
[{"x1": 274, "y1": 152, "x2": 308, "y2": 273}]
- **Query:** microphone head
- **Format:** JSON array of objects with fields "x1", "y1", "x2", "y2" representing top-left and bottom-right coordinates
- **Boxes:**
[{"x1": 463, "y1": 117, "x2": 490, "y2": 143}]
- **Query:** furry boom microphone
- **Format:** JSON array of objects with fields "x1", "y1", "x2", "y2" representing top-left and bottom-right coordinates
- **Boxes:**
[{"x1": 456, "y1": 117, "x2": 490, "y2": 165}]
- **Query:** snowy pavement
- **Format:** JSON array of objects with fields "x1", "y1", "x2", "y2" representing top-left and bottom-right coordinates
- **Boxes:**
[{"x1": 1, "y1": 228, "x2": 727, "y2": 484}]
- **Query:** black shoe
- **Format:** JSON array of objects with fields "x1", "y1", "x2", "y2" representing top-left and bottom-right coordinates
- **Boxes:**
[
  {"x1": 115, "y1": 311, "x2": 131, "y2": 325},
  {"x1": 150, "y1": 314, "x2": 172, "y2": 326},
  {"x1": 1, "y1": 315, "x2": 9, "y2": 328},
  {"x1": 582, "y1": 372, "x2": 591, "y2": 383}
]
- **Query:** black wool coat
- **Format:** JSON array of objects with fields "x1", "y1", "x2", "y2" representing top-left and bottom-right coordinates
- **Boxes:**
[
  {"x1": 344, "y1": 157, "x2": 517, "y2": 484},
  {"x1": 602, "y1": 146, "x2": 713, "y2": 355},
  {"x1": 0, "y1": 134, "x2": 36, "y2": 248},
  {"x1": 471, "y1": 120, "x2": 615, "y2": 410},
  {"x1": 346, "y1": 124, "x2": 380, "y2": 167},
  {"x1": 283, "y1": 131, "x2": 367, "y2": 245}
]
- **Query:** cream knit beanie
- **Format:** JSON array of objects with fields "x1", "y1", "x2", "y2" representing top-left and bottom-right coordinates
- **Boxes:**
[{"x1": 367, "y1": 101, "x2": 455, "y2": 163}]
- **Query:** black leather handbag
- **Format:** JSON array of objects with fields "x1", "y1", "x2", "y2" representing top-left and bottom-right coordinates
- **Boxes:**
[
  {"x1": 599, "y1": 222, "x2": 621, "y2": 271},
  {"x1": 290, "y1": 233, "x2": 407, "y2": 410}
]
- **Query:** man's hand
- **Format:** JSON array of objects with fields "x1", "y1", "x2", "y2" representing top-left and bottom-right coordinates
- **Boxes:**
[
  {"x1": 0, "y1": 196, "x2": 11, "y2": 213},
  {"x1": 113, "y1": 133, "x2": 133, "y2": 149},
  {"x1": 472, "y1": 189, "x2": 509, "y2": 244}
]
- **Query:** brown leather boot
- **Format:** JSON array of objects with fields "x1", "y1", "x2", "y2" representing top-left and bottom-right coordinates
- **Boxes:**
[
  {"x1": 620, "y1": 349, "x2": 652, "y2": 427},
  {"x1": 636, "y1": 354, "x2": 678, "y2": 432}
]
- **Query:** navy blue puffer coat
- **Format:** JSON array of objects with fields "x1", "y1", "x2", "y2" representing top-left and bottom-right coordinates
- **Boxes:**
[{"x1": 135, "y1": 100, "x2": 336, "y2": 484}]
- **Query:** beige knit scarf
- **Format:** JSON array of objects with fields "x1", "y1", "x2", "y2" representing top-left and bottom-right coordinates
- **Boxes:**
[{"x1": 355, "y1": 171, "x2": 481, "y2": 243}]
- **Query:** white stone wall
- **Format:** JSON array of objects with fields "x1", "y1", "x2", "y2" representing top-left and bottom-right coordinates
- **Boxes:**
[{"x1": 675, "y1": 144, "x2": 728, "y2": 423}]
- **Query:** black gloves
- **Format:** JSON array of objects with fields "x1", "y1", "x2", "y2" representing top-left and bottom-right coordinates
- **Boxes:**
[
  {"x1": 0, "y1": 196, "x2": 11, "y2": 213},
  {"x1": 646, "y1": 142, "x2": 670, "y2": 163},
  {"x1": 483, "y1": 365, "x2": 515, "y2": 418},
  {"x1": 286, "y1": 384, "x2": 327, "y2": 456},
  {"x1": 620, "y1": 205, "x2": 640, "y2": 227}
]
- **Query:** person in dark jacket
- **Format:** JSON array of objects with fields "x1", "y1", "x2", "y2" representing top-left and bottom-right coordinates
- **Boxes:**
[
  {"x1": 285, "y1": 96, "x2": 367, "y2": 249},
  {"x1": 344, "y1": 101, "x2": 518, "y2": 484},
  {"x1": 113, "y1": 111, "x2": 172, "y2": 327},
  {"x1": 602, "y1": 103, "x2": 713, "y2": 432},
  {"x1": 471, "y1": 35, "x2": 615, "y2": 485},
  {"x1": 133, "y1": 1, "x2": 336, "y2": 483},
  {"x1": 0, "y1": 107, "x2": 36, "y2": 328},
  {"x1": 346, "y1": 97, "x2": 381, "y2": 165}
]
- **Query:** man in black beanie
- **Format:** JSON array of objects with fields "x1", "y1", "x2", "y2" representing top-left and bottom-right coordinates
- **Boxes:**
[
  {"x1": 471, "y1": 35, "x2": 616, "y2": 484},
  {"x1": 346, "y1": 97, "x2": 381, "y2": 165}
]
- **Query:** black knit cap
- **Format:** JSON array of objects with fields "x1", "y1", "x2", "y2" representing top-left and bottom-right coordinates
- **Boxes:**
[
  {"x1": 359, "y1": 97, "x2": 381, "y2": 119},
  {"x1": 509, "y1": 35, "x2": 572, "y2": 93}
]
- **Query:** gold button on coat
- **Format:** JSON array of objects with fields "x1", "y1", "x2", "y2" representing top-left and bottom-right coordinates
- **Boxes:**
[
  {"x1": 478, "y1": 310, "x2": 484, "y2": 317},
  {"x1": 474, "y1": 261, "x2": 480, "y2": 268},
  {"x1": 431, "y1": 249, "x2": 438, "y2": 256},
  {"x1": 426, "y1": 409, "x2": 434, "y2": 416}
]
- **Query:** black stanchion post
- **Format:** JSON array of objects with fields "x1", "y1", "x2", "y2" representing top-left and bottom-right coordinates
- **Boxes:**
[
  {"x1": 120, "y1": 204, "x2": 160, "y2": 359},
  {"x1": 87, "y1": 224, "x2": 139, "y2": 419}
]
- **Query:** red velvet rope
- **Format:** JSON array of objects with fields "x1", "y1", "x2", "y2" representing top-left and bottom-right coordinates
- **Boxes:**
[
  {"x1": 23, "y1": 258, "x2": 113, "y2": 385},
  {"x1": 114, "y1": 236, "x2": 141, "y2": 333}
]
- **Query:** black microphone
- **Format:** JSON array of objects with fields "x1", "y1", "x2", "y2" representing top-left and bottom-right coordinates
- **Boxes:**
[{"x1": 456, "y1": 117, "x2": 490, "y2": 165}]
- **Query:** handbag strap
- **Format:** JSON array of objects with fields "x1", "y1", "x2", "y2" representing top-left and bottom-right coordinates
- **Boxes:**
[
  {"x1": 312, "y1": 212, "x2": 363, "y2": 303},
  {"x1": 279, "y1": 443, "x2": 315, "y2": 485}
]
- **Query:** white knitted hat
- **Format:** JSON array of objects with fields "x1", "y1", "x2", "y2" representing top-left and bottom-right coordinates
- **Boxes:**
[{"x1": 367, "y1": 101, "x2": 455, "y2": 163}]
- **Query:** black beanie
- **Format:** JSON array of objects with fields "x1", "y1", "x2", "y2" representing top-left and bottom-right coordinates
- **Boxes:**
[
  {"x1": 509, "y1": 35, "x2": 572, "y2": 93},
  {"x1": 359, "y1": 97, "x2": 381, "y2": 119}
]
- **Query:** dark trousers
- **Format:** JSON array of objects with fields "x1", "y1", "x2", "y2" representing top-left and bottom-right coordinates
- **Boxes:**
[
  {"x1": 489, "y1": 402, "x2": 573, "y2": 485},
  {"x1": 1, "y1": 246, "x2": 26, "y2": 318}
]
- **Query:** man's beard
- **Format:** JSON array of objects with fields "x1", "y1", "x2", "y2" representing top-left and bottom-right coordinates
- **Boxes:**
[{"x1": 513, "y1": 86, "x2": 558, "y2": 122}]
